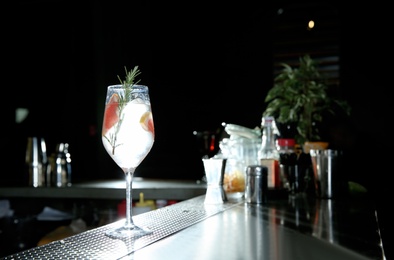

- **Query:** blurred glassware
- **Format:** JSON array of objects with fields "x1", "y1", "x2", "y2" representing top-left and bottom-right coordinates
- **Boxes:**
[
  {"x1": 245, "y1": 165, "x2": 268, "y2": 204},
  {"x1": 202, "y1": 158, "x2": 227, "y2": 204},
  {"x1": 25, "y1": 137, "x2": 47, "y2": 187},
  {"x1": 193, "y1": 129, "x2": 222, "y2": 159},
  {"x1": 47, "y1": 143, "x2": 72, "y2": 188},
  {"x1": 310, "y1": 149, "x2": 346, "y2": 199},
  {"x1": 218, "y1": 133, "x2": 261, "y2": 200}
]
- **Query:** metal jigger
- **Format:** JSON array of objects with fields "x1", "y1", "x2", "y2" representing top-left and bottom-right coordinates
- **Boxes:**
[{"x1": 202, "y1": 158, "x2": 227, "y2": 204}]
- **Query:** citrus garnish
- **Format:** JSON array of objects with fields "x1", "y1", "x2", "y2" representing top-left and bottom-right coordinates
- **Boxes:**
[
  {"x1": 140, "y1": 111, "x2": 154, "y2": 135},
  {"x1": 102, "y1": 93, "x2": 120, "y2": 135}
]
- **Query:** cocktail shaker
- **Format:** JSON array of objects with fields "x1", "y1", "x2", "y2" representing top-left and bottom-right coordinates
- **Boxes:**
[
  {"x1": 25, "y1": 137, "x2": 47, "y2": 187},
  {"x1": 310, "y1": 149, "x2": 346, "y2": 199},
  {"x1": 48, "y1": 143, "x2": 72, "y2": 187}
]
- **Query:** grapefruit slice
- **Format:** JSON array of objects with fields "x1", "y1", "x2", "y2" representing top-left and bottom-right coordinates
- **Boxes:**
[{"x1": 102, "y1": 93, "x2": 120, "y2": 135}]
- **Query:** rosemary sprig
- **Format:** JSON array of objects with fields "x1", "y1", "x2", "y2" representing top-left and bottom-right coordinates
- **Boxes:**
[
  {"x1": 116, "y1": 65, "x2": 141, "y2": 114},
  {"x1": 118, "y1": 65, "x2": 141, "y2": 87}
]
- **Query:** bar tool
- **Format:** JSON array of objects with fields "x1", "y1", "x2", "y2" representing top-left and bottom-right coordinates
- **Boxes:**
[{"x1": 202, "y1": 158, "x2": 227, "y2": 204}]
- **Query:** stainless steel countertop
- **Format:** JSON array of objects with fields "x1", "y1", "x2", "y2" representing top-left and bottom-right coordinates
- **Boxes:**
[
  {"x1": 0, "y1": 178, "x2": 207, "y2": 200},
  {"x1": 1, "y1": 195, "x2": 385, "y2": 260}
]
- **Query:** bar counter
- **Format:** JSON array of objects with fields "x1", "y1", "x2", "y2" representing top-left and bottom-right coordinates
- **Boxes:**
[{"x1": 1, "y1": 194, "x2": 385, "y2": 259}]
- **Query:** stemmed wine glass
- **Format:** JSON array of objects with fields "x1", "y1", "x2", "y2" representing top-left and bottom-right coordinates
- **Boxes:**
[{"x1": 102, "y1": 66, "x2": 154, "y2": 239}]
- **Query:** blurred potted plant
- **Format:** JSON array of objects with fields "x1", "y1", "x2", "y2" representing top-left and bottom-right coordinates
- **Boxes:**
[{"x1": 262, "y1": 54, "x2": 351, "y2": 151}]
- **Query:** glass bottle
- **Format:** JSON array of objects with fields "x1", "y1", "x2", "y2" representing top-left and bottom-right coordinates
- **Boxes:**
[{"x1": 258, "y1": 116, "x2": 280, "y2": 189}]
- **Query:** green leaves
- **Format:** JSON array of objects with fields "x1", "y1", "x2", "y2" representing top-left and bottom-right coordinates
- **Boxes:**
[
  {"x1": 118, "y1": 65, "x2": 141, "y2": 87},
  {"x1": 117, "y1": 65, "x2": 141, "y2": 113},
  {"x1": 263, "y1": 55, "x2": 351, "y2": 144}
]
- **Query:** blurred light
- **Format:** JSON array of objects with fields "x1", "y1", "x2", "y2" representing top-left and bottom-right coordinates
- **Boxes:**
[
  {"x1": 307, "y1": 20, "x2": 315, "y2": 30},
  {"x1": 16, "y1": 108, "x2": 29, "y2": 123}
]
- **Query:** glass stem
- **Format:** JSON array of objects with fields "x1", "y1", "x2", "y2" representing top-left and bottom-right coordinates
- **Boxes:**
[{"x1": 125, "y1": 170, "x2": 134, "y2": 229}]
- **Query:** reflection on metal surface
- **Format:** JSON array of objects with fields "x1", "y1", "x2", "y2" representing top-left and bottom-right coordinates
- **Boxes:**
[
  {"x1": 313, "y1": 199, "x2": 336, "y2": 243},
  {"x1": 2, "y1": 196, "x2": 238, "y2": 260},
  {"x1": 132, "y1": 199, "x2": 377, "y2": 259},
  {"x1": 244, "y1": 204, "x2": 264, "y2": 259},
  {"x1": 1, "y1": 195, "x2": 384, "y2": 260}
]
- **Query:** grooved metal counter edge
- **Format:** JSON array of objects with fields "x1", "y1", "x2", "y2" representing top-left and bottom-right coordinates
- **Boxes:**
[
  {"x1": 1, "y1": 195, "x2": 384, "y2": 260},
  {"x1": 1, "y1": 196, "x2": 239, "y2": 260}
]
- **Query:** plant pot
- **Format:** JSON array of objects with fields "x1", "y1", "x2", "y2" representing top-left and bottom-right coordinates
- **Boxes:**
[{"x1": 303, "y1": 141, "x2": 329, "y2": 154}]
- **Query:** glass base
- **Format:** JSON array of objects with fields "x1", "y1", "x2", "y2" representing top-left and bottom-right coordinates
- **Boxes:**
[
  {"x1": 226, "y1": 191, "x2": 244, "y2": 202},
  {"x1": 105, "y1": 224, "x2": 152, "y2": 239}
]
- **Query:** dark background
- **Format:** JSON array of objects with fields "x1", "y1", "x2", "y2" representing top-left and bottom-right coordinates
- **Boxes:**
[
  {"x1": 4, "y1": 0, "x2": 394, "y2": 257},
  {"x1": 6, "y1": 0, "x2": 276, "y2": 184},
  {"x1": 6, "y1": 0, "x2": 391, "y2": 182}
]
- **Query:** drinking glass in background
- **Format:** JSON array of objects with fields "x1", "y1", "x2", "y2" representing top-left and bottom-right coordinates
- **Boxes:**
[{"x1": 218, "y1": 137, "x2": 261, "y2": 200}]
